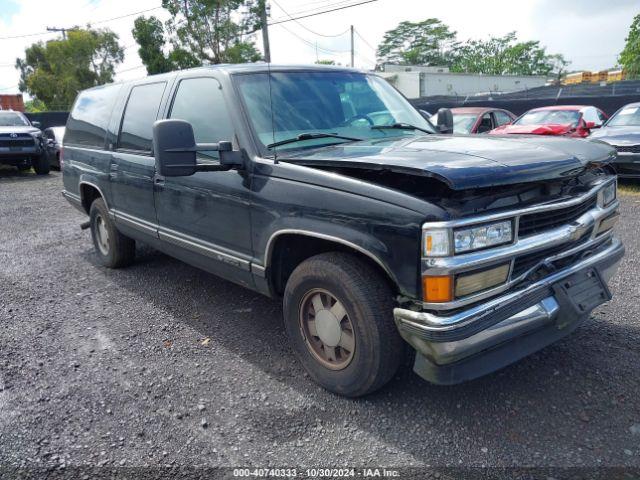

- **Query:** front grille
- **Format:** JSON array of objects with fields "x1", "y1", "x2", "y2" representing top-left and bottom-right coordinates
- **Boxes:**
[
  {"x1": 518, "y1": 196, "x2": 597, "y2": 237},
  {"x1": 512, "y1": 230, "x2": 593, "y2": 278},
  {"x1": 0, "y1": 133, "x2": 35, "y2": 148},
  {"x1": 615, "y1": 144, "x2": 640, "y2": 153},
  {"x1": 0, "y1": 139, "x2": 35, "y2": 147}
]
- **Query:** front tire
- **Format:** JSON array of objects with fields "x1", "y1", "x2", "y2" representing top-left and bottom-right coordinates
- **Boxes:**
[
  {"x1": 32, "y1": 153, "x2": 50, "y2": 175},
  {"x1": 283, "y1": 252, "x2": 404, "y2": 397},
  {"x1": 89, "y1": 198, "x2": 135, "y2": 268}
]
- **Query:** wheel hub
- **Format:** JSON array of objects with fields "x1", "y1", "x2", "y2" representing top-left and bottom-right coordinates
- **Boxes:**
[
  {"x1": 314, "y1": 309, "x2": 342, "y2": 347},
  {"x1": 298, "y1": 288, "x2": 356, "y2": 370}
]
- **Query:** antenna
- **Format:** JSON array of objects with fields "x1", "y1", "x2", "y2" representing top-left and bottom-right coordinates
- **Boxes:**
[{"x1": 267, "y1": 61, "x2": 278, "y2": 163}]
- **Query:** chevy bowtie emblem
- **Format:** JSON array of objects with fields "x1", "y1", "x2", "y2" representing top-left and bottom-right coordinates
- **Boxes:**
[
  {"x1": 9, "y1": 133, "x2": 17, "y2": 138},
  {"x1": 568, "y1": 223, "x2": 588, "y2": 241}
]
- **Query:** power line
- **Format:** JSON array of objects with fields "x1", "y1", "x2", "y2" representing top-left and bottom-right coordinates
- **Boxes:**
[
  {"x1": 275, "y1": 22, "x2": 350, "y2": 55},
  {"x1": 354, "y1": 29, "x2": 377, "y2": 52},
  {"x1": 0, "y1": 6, "x2": 162, "y2": 41},
  {"x1": 269, "y1": 0, "x2": 366, "y2": 22},
  {"x1": 268, "y1": 0, "x2": 378, "y2": 27},
  {"x1": 270, "y1": 0, "x2": 350, "y2": 37}
]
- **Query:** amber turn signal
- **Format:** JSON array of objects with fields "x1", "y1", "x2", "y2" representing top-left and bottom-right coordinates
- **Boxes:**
[{"x1": 422, "y1": 275, "x2": 453, "y2": 303}]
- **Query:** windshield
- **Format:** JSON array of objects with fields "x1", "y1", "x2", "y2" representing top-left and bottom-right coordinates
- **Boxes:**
[
  {"x1": 235, "y1": 71, "x2": 435, "y2": 151},
  {"x1": 607, "y1": 105, "x2": 640, "y2": 127},
  {"x1": 516, "y1": 109, "x2": 581, "y2": 127},
  {"x1": 0, "y1": 112, "x2": 29, "y2": 127}
]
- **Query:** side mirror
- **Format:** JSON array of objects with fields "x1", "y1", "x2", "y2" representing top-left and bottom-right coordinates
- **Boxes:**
[
  {"x1": 436, "y1": 108, "x2": 454, "y2": 134},
  {"x1": 152, "y1": 119, "x2": 243, "y2": 177},
  {"x1": 419, "y1": 109, "x2": 432, "y2": 120},
  {"x1": 32, "y1": 121, "x2": 41, "y2": 128}
]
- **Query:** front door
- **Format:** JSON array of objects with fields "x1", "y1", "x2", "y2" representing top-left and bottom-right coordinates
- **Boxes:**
[
  {"x1": 110, "y1": 81, "x2": 167, "y2": 236},
  {"x1": 154, "y1": 75, "x2": 254, "y2": 287}
]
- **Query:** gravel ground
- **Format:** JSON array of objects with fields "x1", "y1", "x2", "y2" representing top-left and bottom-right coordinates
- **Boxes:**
[{"x1": 1, "y1": 170, "x2": 639, "y2": 477}]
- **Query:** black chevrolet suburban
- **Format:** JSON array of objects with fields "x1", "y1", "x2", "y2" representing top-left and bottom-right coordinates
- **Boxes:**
[
  {"x1": 0, "y1": 110, "x2": 49, "y2": 174},
  {"x1": 62, "y1": 65, "x2": 624, "y2": 397}
]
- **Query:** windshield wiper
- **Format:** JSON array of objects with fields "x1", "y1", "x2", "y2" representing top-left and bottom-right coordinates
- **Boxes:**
[
  {"x1": 267, "y1": 132, "x2": 362, "y2": 149},
  {"x1": 371, "y1": 123, "x2": 433, "y2": 134}
]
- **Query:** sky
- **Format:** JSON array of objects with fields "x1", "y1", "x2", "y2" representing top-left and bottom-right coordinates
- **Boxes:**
[{"x1": 0, "y1": 0, "x2": 637, "y2": 96}]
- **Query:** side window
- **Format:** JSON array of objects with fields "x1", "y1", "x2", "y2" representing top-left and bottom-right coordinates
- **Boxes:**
[
  {"x1": 66, "y1": 83, "x2": 122, "y2": 148},
  {"x1": 118, "y1": 82, "x2": 166, "y2": 153},
  {"x1": 477, "y1": 113, "x2": 493, "y2": 133},
  {"x1": 169, "y1": 77, "x2": 234, "y2": 159},
  {"x1": 494, "y1": 111, "x2": 513, "y2": 126},
  {"x1": 597, "y1": 110, "x2": 608, "y2": 124},
  {"x1": 582, "y1": 107, "x2": 600, "y2": 125}
]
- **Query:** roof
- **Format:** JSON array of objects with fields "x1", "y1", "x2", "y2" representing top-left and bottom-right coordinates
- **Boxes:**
[
  {"x1": 82, "y1": 63, "x2": 367, "y2": 92},
  {"x1": 450, "y1": 107, "x2": 497, "y2": 114},
  {"x1": 529, "y1": 105, "x2": 592, "y2": 111}
]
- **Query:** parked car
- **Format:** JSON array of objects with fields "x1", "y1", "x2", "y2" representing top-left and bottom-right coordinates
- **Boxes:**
[
  {"x1": 62, "y1": 65, "x2": 623, "y2": 397},
  {"x1": 43, "y1": 126, "x2": 65, "y2": 169},
  {"x1": 0, "y1": 110, "x2": 49, "y2": 174},
  {"x1": 431, "y1": 107, "x2": 516, "y2": 134},
  {"x1": 590, "y1": 102, "x2": 640, "y2": 178},
  {"x1": 490, "y1": 105, "x2": 607, "y2": 138}
]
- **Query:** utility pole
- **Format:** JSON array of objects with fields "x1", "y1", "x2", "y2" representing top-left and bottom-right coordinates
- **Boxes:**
[
  {"x1": 259, "y1": 0, "x2": 271, "y2": 63},
  {"x1": 350, "y1": 25, "x2": 354, "y2": 68},
  {"x1": 46, "y1": 26, "x2": 71, "y2": 40}
]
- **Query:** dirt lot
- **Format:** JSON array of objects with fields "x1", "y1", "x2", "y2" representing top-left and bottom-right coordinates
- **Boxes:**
[{"x1": 1, "y1": 170, "x2": 639, "y2": 476}]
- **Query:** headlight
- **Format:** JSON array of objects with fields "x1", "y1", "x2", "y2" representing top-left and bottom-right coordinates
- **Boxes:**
[
  {"x1": 453, "y1": 220, "x2": 513, "y2": 254},
  {"x1": 600, "y1": 181, "x2": 616, "y2": 207},
  {"x1": 423, "y1": 229, "x2": 450, "y2": 256}
]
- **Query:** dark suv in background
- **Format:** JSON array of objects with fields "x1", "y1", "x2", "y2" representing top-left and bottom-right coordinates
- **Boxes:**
[
  {"x1": 0, "y1": 110, "x2": 49, "y2": 174},
  {"x1": 62, "y1": 65, "x2": 623, "y2": 397}
]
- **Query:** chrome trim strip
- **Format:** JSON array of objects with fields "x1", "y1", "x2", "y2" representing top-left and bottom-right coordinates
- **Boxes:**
[
  {"x1": 251, "y1": 264, "x2": 266, "y2": 277},
  {"x1": 62, "y1": 190, "x2": 81, "y2": 204},
  {"x1": 263, "y1": 229, "x2": 395, "y2": 283},
  {"x1": 422, "y1": 177, "x2": 614, "y2": 230},
  {"x1": 396, "y1": 237, "x2": 623, "y2": 331},
  {"x1": 113, "y1": 209, "x2": 159, "y2": 237},
  {"x1": 159, "y1": 227, "x2": 251, "y2": 271}
]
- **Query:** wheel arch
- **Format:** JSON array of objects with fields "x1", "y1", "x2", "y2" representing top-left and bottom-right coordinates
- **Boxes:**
[
  {"x1": 264, "y1": 230, "x2": 400, "y2": 297},
  {"x1": 79, "y1": 181, "x2": 108, "y2": 214}
]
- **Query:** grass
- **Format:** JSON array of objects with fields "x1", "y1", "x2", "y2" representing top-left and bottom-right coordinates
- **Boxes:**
[{"x1": 618, "y1": 180, "x2": 640, "y2": 195}]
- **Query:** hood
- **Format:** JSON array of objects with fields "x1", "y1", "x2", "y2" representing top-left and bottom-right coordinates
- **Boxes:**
[
  {"x1": 589, "y1": 125, "x2": 640, "y2": 145},
  {"x1": 0, "y1": 125, "x2": 40, "y2": 135},
  {"x1": 490, "y1": 123, "x2": 574, "y2": 136},
  {"x1": 281, "y1": 134, "x2": 615, "y2": 191}
]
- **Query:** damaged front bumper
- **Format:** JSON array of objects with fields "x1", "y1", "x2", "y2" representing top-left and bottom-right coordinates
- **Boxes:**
[{"x1": 394, "y1": 232, "x2": 624, "y2": 386}]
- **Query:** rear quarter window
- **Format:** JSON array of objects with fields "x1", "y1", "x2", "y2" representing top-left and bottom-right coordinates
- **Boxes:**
[
  {"x1": 65, "y1": 84, "x2": 122, "y2": 148},
  {"x1": 118, "y1": 82, "x2": 167, "y2": 153}
]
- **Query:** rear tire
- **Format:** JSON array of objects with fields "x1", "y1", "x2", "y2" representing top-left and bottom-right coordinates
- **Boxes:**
[
  {"x1": 32, "y1": 153, "x2": 50, "y2": 175},
  {"x1": 89, "y1": 198, "x2": 135, "y2": 268},
  {"x1": 283, "y1": 252, "x2": 404, "y2": 397}
]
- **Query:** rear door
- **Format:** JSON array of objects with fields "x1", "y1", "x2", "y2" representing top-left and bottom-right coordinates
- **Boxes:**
[{"x1": 110, "y1": 81, "x2": 167, "y2": 235}]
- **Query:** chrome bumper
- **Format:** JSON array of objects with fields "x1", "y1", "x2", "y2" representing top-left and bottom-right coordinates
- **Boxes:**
[{"x1": 394, "y1": 236, "x2": 624, "y2": 384}]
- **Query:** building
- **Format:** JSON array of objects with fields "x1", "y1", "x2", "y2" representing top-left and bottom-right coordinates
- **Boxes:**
[
  {"x1": 563, "y1": 70, "x2": 626, "y2": 86},
  {"x1": 378, "y1": 65, "x2": 547, "y2": 99},
  {"x1": 0, "y1": 94, "x2": 25, "y2": 112}
]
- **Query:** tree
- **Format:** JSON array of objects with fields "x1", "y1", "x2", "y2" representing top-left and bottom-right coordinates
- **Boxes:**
[
  {"x1": 132, "y1": 16, "x2": 199, "y2": 75},
  {"x1": 16, "y1": 28, "x2": 123, "y2": 110},
  {"x1": 377, "y1": 19, "x2": 457, "y2": 67},
  {"x1": 619, "y1": 13, "x2": 640, "y2": 78},
  {"x1": 315, "y1": 59, "x2": 336, "y2": 65},
  {"x1": 450, "y1": 32, "x2": 569, "y2": 76},
  {"x1": 160, "y1": 0, "x2": 261, "y2": 64}
]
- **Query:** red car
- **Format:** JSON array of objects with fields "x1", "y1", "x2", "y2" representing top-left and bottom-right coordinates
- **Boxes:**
[
  {"x1": 431, "y1": 107, "x2": 517, "y2": 134},
  {"x1": 489, "y1": 105, "x2": 608, "y2": 138}
]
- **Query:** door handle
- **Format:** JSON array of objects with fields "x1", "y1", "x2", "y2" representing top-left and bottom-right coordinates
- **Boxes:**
[{"x1": 154, "y1": 175, "x2": 165, "y2": 186}]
